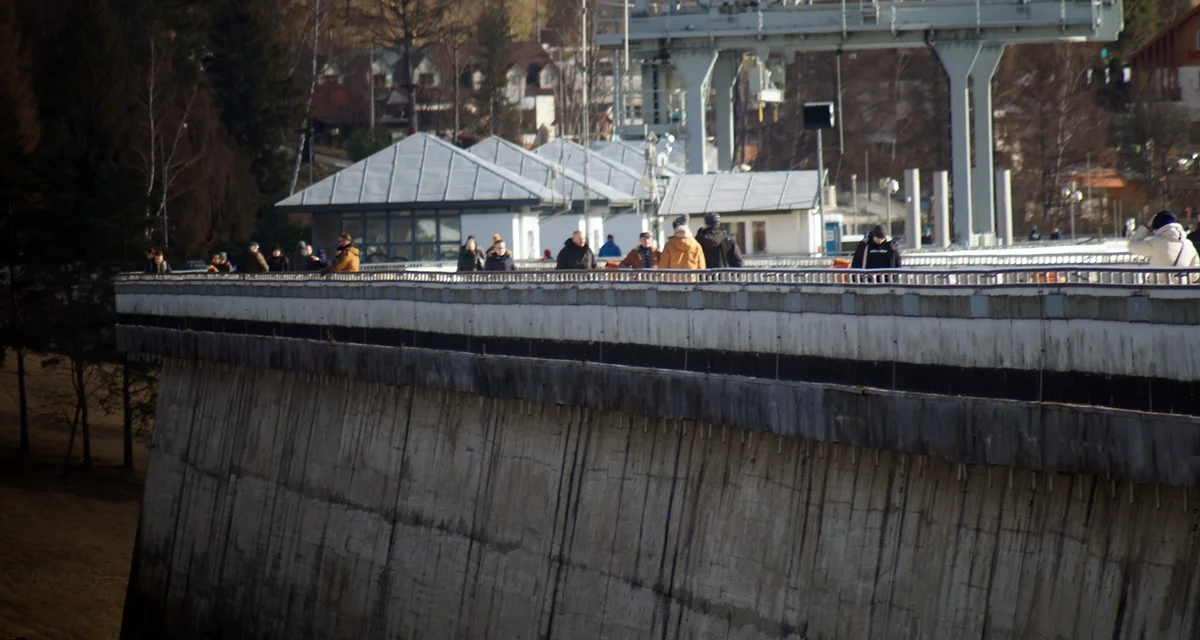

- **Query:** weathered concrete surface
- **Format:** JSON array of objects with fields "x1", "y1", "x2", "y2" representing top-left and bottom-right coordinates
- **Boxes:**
[
  {"x1": 118, "y1": 327, "x2": 1200, "y2": 487},
  {"x1": 124, "y1": 358, "x2": 1200, "y2": 640},
  {"x1": 115, "y1": 280, "x2": 1200, "y2": 383}
]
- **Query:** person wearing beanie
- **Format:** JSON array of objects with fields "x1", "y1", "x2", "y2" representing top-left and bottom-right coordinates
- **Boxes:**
[
  {"x1": 1128, "y1": 210, "x2": 1199, "y2": 267},
  {"x1": 851, "y1": 224, "x2": 902, "y2": 269},
  {"x1": 659, "y1": 223, "x2": 706, "y2": 269},
  {"x1": 241, "y1": 241, "x2": 270, "y2": 273},
  {"x1": 267, "y1": 246, "x2": 290, "y2": 272},
  {"x1": 695, "y1": 212, "x2": 743, "y2": 269}
]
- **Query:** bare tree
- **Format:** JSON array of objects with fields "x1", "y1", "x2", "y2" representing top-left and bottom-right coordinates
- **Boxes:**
[
  {"x1": 135, "y1": 31, "x2": 205, "y2": 248},
  {"x1": 370, "y1": 0, "x2": 455, "y2": 133},
  {"x1": 1121, "y1": 77, "x2": 1195, "y2": 211},
  {"x1": 995, "y1": 44, "x2": 1111, "y2": 229}
]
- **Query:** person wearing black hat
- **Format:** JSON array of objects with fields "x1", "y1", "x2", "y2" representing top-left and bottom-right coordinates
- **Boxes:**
[
  {"x1": 267, "y1": 246, "x2": 290, "y2": 272},
  {"x1": 1129, "y1": 210, "x2": 1199, "y2": 267},
  {"x1": 695, "y1": 213, "x2": 743, "y2": 269},
  {"x1": 851, "y1": 225, "x2": 902, "y2": 269}
]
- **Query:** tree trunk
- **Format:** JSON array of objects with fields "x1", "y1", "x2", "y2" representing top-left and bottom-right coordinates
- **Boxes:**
[
  {"x1": 75, "y1": 354, "x2": 91, "y2": 468},
  {"x1": 405, "y1": 33, "x2": 418, "y2": 132},
  {"x1": 16, "y1": 346, "x2": 28, "y2": 451},
  {"x1": 7, "y1": 256, "x2": 29, "y2": 452},
  {"x1": 63, "y1": 404, "x2": 80, "y2": 471},
  {"x1": 123, "y1": 355, "x2": 133, "y2": 469},
  {"x1": 452, "y1": 43, "x2": 461, "y2": 142}
]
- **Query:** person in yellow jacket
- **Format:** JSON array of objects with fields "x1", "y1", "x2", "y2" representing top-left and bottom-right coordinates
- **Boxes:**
[
  {"x1": 659, "y1": 220, "x2": 706, "y2": 269},
  {"x1": 321, "y1": 234, "x2": 361, "y2": 273}
]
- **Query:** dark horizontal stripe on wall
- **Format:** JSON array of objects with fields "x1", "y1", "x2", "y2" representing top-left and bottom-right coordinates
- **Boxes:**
[{"x1": 117, "y1": 313, "x2": 1199, "y2": 416}]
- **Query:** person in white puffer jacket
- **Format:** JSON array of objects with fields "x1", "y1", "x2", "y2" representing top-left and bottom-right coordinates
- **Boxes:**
[{"x1": 1127, "y1": 211, "x2": 1200, "y2": 268}]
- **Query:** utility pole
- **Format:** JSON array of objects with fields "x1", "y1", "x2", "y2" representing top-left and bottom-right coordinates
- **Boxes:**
[
  {"x1": 850, "y1": 173, "x2": 858, "y2": 236},
  {"x1": 308, "y1": 0, "x2": 320, "y2": 187},
  {"x1": 369, "y1": 44, "x2": 376, "y2": 130},
  {"x1": 581, "y1": 0, "x2": 592, "y2": 247}
]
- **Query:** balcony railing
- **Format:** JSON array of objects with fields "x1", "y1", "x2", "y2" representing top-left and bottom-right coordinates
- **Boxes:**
[{"x1": 121, "y1": 266, "x2": 1198, "y2": 290}]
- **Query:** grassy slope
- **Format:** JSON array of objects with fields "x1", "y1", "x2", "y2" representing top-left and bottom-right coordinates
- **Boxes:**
[{"x1": 0, "y1": 359, "x2": 147, "y2": 640}]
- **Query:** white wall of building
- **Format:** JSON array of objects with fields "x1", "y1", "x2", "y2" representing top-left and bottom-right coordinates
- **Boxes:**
[
  {"x1": 539, "y1": 211, "x2": 605, "y2": 256},
  {"x1": 684, "y1": 212, "x2": 816, "y2": 255},
  {"x1": 1180, "y1": 65, "x2": 1200, "y2": 118},
  {"x1": 461, "y1": 212, "x2": 538, "y2": 259},
  {"x1": 604, "y1": 212, "x2": 646, "y2": 253}
]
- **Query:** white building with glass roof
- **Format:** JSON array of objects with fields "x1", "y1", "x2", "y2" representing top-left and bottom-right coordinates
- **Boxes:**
[
  {"x1": 468, "y1": 136, "x2": 640, "y2": 256},
  {"x1": 659, "y1": 171, "x2": 826, "y2": 256},
  {"x1": 275, "y1": 133, "x2": 565, "y2": 262}
]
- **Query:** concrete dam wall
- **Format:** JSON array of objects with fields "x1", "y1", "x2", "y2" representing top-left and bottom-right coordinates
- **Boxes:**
[
  {"x1": 116, "y1": 275, "x2": 1200, "y2": 639},
  {"x1": 125, "y1": 358, "x2": 1200, "y2": 640}
]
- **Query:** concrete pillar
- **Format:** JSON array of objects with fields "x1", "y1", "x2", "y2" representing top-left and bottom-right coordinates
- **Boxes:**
[
  {"x1": 641, "y1": 62, "x2": 663, "y2": 125},
  {"x1": 904, "y1": 168, "x2": 921, "y2": 249},
  {"x1": 712, "y1": 51, "x2": 740, "y2": 172},
  {"x1": 933, "y1": 43, "x2": 980, "y2": 245},
  {"x1": 971, "y1": 45, "x2": 1004, "y2": 238},
  {"x1": 996, "y1": 168, "x2": 1014, "y2": 247},
  {"x1": 673, "y1": 50, "x2": 718, "y2": 174},
  {"x1": 933, "y1": 170, "x2": 951, "y2": 248}
]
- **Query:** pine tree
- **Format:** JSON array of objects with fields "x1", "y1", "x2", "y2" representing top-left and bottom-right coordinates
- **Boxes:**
[
  {"x1": 476, "y1": 0, "x2": 514, "y2": 135},
  {"x1": 206, "y1": 0, "x2": 303, "y2": 204}
]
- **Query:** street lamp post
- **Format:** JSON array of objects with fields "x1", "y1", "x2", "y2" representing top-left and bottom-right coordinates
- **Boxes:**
[
  {"x1": 850, "y1": 174, "x2": 858, "y2": 235},
  {"x1": 881, "y1": 178, "x2": 900, "y2": 236},
  {"x1": 1061, "y1": 183, "x2": 1083, "y2": 239}
]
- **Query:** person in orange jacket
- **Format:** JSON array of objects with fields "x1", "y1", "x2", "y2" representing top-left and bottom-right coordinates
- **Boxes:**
[
  {"x1": 658, "y1": 217, "x2": 706, "y2": 269},
  {"x1": 618, "y1": 232, "x2": 661, "y2": 269},
  {"x1": 321, "y1": 234, "x2": 361, "y2": 273}
]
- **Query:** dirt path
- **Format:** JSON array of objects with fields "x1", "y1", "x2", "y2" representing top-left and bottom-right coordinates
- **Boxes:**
[{"x1": 0, "y1": 361, "x2": 148, "y2": 640}]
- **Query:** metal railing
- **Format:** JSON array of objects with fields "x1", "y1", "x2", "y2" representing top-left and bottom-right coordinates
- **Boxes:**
[
  {"x1": 357, "y1": 252, "x2": 1147, "y2": 273},
  {"x1": 119, "y1": 266, "x2": 1200, "y2": 290}
]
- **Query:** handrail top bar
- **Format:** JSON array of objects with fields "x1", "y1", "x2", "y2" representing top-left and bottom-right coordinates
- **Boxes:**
[{"x1": 115, "y1": 267, "x2": 1200, "y2": 292}]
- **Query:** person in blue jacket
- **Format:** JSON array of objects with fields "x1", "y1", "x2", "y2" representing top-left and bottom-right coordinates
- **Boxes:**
[{"x1": 597, "y1": 234, "x2": 622, "y2": 259}]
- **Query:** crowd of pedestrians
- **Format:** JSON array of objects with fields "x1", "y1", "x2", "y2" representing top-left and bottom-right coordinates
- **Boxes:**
[
  {"x1": 145, "y1": 236, "x2": 361, "y2": 276},
  {"x1": 145, "y1": 208, "x2": 1200, "y2": 278},
  {"x1": 456, "y1": 214, "x2": 751, "y2": 273}
]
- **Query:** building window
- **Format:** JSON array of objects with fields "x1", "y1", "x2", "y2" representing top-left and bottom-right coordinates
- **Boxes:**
[
  {"x1": 314, "y1": 214, "x2": 340, "y2": 246},
  {"x1": 720, "y1": 221, "x2": 747, "y2": 255},
  {"x1": 752, "y1": 221, "x2": 767, "y2": 253},
  {"x1": 419, "y1": 73, "x2": 434, "y2": 86},
  {"x1": 330, "y1": 209, "x2": 462, "y2": 262}
]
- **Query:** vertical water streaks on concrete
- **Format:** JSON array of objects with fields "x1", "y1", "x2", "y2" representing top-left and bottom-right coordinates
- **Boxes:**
[{"x1": 124, "y1": 360, "x2": 1200, "y2": 640}]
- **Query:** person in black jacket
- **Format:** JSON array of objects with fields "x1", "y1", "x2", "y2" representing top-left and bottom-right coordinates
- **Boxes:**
[
  {"x1": 484, "y1": 239, "x2": 516, "y2": 271},
  {"x1": 146, "y1": 250, "x2": 171, "y2": 274},
  {"x1": 267, "y1": 247, "x2": 291, "y2": 272},
  {"x1": 695, "y1": 213, "x2": 743, "y2": 268},
  {"x1": 458, "y1": 236, "x2": 485, "y2": 271},
  {"x1": 556, "y1": 230, "x2": 596, "y2": 270},
  {"x1": 1188, "y1": 225, "x2": 1200, "y2": 258},
  {"x1": 851, "y1": 225, "x2": 902, "y2": 269}
]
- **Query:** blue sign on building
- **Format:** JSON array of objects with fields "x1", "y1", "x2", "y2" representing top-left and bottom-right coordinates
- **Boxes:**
[{"x1": 824, "y1": 221, "x2": 842, "y2": 254}]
